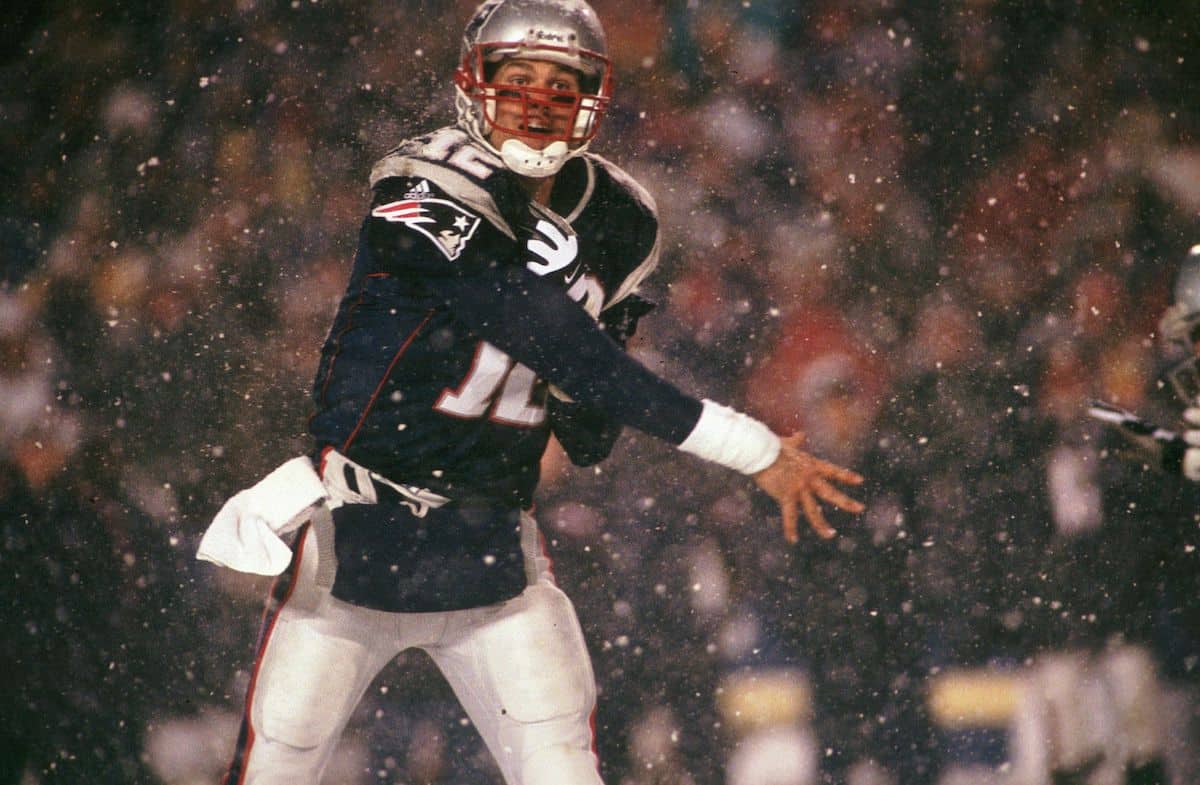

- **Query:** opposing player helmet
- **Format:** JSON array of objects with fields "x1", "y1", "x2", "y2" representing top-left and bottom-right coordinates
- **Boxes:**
[
  {"x1": 1160, "y1": 244, "x2": 1200, "y2": 401},
  {"x1": 454, "y1": 0, "x2": 613, "y2": 178}
]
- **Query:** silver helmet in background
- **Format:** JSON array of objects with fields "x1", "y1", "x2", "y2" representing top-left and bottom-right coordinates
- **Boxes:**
[
  {"x1": 454, "y1": 0, "x2": 613, "y2": 178},
  {"x1": 1159, "y1": 244, "x2": 1200, "y2": 403}
]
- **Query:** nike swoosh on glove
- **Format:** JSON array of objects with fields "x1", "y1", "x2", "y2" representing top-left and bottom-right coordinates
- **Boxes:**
[{"x1": 197, "y1": 456, "x2": 329, "y2": 575}]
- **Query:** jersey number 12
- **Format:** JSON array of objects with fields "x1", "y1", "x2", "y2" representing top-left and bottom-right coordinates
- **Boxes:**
[{"x1": 435, "y1": 342, "x2": 545, "y2": 427}]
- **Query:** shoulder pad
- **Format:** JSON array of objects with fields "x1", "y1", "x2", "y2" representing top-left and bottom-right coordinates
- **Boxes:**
[
  {"x1": 580, "y1": 154, "x2": 660, "y2": 309},
  {"x1": 583, "y1": 153, "x2": 659, "y2": 219},
  {"x1": 370, "y1": 127, "x2": 517, "y2": 240}
]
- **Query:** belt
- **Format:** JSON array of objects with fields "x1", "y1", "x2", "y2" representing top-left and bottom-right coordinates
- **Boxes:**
[{"x1": 319, "y1": 448, "x2": 450, "y2": 519}]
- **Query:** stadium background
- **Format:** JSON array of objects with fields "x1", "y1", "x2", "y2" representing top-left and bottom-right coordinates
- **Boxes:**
[{"x1": 1, "y1": 1, "x2": 1197, "y2": 783}]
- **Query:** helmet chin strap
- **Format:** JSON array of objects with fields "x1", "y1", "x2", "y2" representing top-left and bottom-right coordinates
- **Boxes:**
[{"x1": 498, "y1": 138, "x2": 570, "y2": 178}]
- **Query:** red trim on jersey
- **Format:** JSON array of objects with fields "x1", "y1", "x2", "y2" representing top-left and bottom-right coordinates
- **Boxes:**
[
  {"x1": 536, "y1": 526, "x2": 557, "y2": 584},
  {"x1": 318, "y1": 444, "x2": 335, "y2": 478},
  {"x1": 222, "y1": 526, "x2": 310, "y2": 785},
  {"x1": 341, "y1": 309, "x2": 435, "y2": 452},
  {"x1": 310, "y1": 272, "x2": 394, "y2": 420},
  {"x1": 312, "y1": 278, "x2": 373, "y2": 417},
  {"x1": 589, "y1": 703, "x2": 601, "y2": 768}
]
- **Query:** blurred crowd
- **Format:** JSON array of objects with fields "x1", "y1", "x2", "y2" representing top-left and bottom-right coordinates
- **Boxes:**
[{"x1": 1, "y1": 1, "x2": 1197, "y2": 784}]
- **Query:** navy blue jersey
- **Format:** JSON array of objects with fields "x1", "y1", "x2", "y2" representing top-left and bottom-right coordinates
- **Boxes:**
[{"x1": 307, "y1": 128, "x2": 702, "y2": 610}]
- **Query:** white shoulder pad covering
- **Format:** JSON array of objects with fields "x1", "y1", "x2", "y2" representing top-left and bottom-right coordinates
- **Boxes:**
[{"x1": 678, "y1": 400, "x2": 781, "y2": 475}]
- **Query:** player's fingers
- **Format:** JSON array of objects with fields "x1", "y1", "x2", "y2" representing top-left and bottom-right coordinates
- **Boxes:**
[
  {"x1": 779, "y1": 496, "x2": 799, "y2": 544},
  {"x1": 811, "y1": 459, "x2": 864, "y2": 486},
  {"x1": 812, "y1": 478, "x2": 866, "y2": 514},
  {"x1": 800, "y1": 491, "x2": 837, "y2": 540}
]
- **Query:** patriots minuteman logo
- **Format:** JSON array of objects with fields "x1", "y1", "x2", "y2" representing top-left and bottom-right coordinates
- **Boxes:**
[{"x1": 372, "y1": 181, "x2": 482, "y2": 261}]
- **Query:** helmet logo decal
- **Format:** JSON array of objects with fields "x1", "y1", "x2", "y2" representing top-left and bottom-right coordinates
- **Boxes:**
[{"x1": 372, "y1": 181, "x2": 482, "y2": 261}]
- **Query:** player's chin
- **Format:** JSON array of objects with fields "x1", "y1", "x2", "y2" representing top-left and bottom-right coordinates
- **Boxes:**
[
  {"x1": 517, "y1": 127, "x2": 566, "y2": 150},
  {"x1": 520, "y1": 136, "x2": 552, "y2": 150}
]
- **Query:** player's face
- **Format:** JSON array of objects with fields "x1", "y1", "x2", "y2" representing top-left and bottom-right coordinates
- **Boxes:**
[{"x1": 487, "y1": 58, "x2": 583, "y2": 152}]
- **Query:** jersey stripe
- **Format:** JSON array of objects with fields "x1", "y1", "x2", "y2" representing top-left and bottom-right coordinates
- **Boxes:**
[
  {"x1": 341, "y1": 309, "x2": 436, "y2": 452},
  {"x1": 222, "y1": 527, "x2": 310, "y2": 785},
  {"x1": 311, "y1": 274, "x2": 384, "y2": 415}
]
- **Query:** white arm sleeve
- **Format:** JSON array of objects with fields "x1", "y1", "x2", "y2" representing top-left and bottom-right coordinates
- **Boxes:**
[{"x1": 677, "y1": 399, "x2": 781, "y2": 475}]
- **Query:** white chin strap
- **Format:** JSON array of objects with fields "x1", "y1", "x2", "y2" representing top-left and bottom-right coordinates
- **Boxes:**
[{"x1": 499, "y1": 138, "x2": 571, "y2": 178}]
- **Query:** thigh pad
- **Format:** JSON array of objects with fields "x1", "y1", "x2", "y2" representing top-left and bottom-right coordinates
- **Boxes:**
[
  {"x1": 482, "y1": 585, "x2": 595, "y2": 725},
  {"x1": 254, "y1": 616, "x2": 366, "y2": 750}
]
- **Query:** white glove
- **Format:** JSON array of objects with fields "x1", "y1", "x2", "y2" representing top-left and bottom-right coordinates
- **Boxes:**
[
  {"x1": 1183, "y1": 407, "x2": 1200, "y2": 482},
  {"x1": 197, "y1": 456, "x2": 329, "y2": 575}
]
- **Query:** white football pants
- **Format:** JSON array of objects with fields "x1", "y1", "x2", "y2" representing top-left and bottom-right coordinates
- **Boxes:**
[{"x1": 224, "y1": 511, "x2": 602, "y2": 785}]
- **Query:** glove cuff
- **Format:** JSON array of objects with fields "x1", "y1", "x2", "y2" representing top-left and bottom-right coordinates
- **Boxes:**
[{"x1": 678, "y1": 399, "x2": 780, "y2": 475}]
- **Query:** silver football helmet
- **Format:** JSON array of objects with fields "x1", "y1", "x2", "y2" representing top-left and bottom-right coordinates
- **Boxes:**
[
  {"x1": 454, "y1": 0, "x2": 613, "y2": 178},
  {"x1": 1160, "y1": 244, "x2": 1200, "y2": 402}
]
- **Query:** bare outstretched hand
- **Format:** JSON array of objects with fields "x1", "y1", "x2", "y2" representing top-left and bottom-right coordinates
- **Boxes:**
[{"x1": 753, "y1": 432, "x2": 866, "y2": 543}]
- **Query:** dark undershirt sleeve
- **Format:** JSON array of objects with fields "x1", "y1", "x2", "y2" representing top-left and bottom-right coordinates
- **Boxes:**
[
  {"x1": 543, "y1": 295, "x2": 657, "y2": 466},
  {"x1": 428, "y1": 264, "x2": 703, "y2": 445}
]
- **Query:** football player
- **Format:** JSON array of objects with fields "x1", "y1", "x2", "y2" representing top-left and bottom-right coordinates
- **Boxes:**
[
  {"x1": 1158, "y1": 244, "x2": 1200, "y2": 479},
  {"x1": 199, "y1": 1, "x2": 866, "y2": 783},
  {"x1": 1090, "y1": 245, "x2": 1200, "y2": 480}
]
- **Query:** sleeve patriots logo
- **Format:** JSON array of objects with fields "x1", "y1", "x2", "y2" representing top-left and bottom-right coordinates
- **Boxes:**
[{"x1": 372, "y1": 184, "x2": 483, "y2": 261}]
